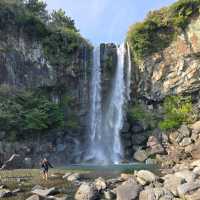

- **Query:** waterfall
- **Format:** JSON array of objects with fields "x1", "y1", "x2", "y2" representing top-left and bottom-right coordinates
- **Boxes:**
[
  {"x1": 87, "y1": 44, "x2": 128, "y2": 164},
  {"x1": 103, "y1": 44, "x2": 126, "y2": 163},
  {"x1": 87, "y1": 46, "x2": 105, "y2": 162},
  {"x1": 126, "y1": 42, "x2": 132, "y2": 100}
]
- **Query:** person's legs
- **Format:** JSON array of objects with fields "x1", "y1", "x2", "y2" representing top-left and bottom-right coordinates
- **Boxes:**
[
  {"x1": 45, "y1": 171, "x2": 48, "y2": 181},
  {"x1": 42, "y1": 171, "x2": 45, "y2": 180}
]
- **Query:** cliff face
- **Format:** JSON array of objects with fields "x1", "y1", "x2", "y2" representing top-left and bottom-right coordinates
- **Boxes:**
[
  {"x1": 0, "y1": 26, "x2": 92, "y2": 165},
  {"x1": 134, "y1": 16, "x2": 200, "y2": 102}
]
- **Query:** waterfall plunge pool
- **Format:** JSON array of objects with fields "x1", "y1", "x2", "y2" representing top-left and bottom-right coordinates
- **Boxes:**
[{"x1": 62, "y1": 163, "x2": 158, "y2": 175}]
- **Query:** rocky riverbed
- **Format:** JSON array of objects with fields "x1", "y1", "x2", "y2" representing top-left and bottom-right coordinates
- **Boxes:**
[{"x1": 1, "y1": 159, "x2": 200, "y2": 200}]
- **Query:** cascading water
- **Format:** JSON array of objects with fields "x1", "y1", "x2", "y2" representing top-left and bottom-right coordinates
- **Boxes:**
[
  {"x1": 86, "y1": 47, "x2": 106, "y2": 162},
  {"x1": 126, "y1": 42, "x2": 132, "y2": 100},
  {"x1": 87, "y1": 43, "x2": 130, "y2": 164},
  {"x1": 102, "y1": 43, "x2": 126, "y2": 163}
]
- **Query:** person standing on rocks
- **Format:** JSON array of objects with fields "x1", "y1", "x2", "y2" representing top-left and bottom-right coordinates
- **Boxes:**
[{"x1": 41, "y1": 158, "x2": 53, "y2": 181}]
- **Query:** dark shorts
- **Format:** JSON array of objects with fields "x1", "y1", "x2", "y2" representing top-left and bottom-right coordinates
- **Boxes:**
[{"x1": 42, "y1": 167, "x2": 48, "y2": 173}]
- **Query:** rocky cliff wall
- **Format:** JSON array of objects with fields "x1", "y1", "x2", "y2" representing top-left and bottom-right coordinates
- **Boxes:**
[{"x1": 133, "y1": 16, "x2": 200, "y2": 102}]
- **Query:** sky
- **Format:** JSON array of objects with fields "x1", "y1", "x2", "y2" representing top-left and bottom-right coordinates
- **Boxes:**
[{"x1": 45, "y1": 0, "x2": 177, "y2": 45}]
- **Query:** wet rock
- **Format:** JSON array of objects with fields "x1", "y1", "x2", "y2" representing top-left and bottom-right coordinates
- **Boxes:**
[
  {"x1": 136, "y1": 170, "x2": 157, "y2": 185},
  {"x1": 120, "y1": 173, "x2": 135, "y2": 181},
  {"x1": 133, "y1": 150, "x2": 148, "y2": 162},
  {"x1": 116, "y1": 179, "x2": 141, "y2": 200},
  {"x1": 75, "y1": 182, "x2": 98, "y2": 200}
]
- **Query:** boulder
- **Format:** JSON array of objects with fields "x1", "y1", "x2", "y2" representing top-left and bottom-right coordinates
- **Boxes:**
[
  {"x1": 95, "y1": 177, "x2": 106, "y2": 191},
  {"x1": 32, "y1": 185, "x2": 45, "y2": 191},
  {"x1": 1, "y1": 154, "x2": 24, "y2": 170},
  {"x1": 67, "y1": 173, "x2": 80, "y2": 182},
  {"x1": 178, "y1": 125, "x2": 191, "y2": 137},
  {"x1": 12, "y1": 188, "x2": 22, "y2": 194},
  {"x1": 133, "y1": 150, "x2": 148, "y2": 162},
  {"x1": 190, "y1": 121, "x2": 200, "y2": 134},
  {"x1": 147, "y1": 136, "x2": 164, "y2": 155},
  {"x1": 185, "y1": 188, "x2": 200, "y2": 200},
  {"x1": 193, "y1": 166, "x2": 200, "y2": 175},
  {"x1": 104, "y1": 190, "x2": 116, "y2": 200},
  {"x1": 131, "y1": 123, "x2": 144, "y2": 133},
  {"x1": 62, "y1": 172, "x2": 72, "y2": 179},
  {"x1": 32, "y1": 187, "x2": 59, "y2": 197},
  {"x1": 0, "y1": 189, "x2": 12, "y2": 198},
  {"x1": 177, "y1": 180, "x2": 200, "y2": 196},
  {"x1": 116, "y1": 180, "x2": 141, "y2": 200},
  {"x1": 136, "y1": 170, "x2": 157, "y2": 185},
  {"x1": 179, "y1": 137, "x2": 192, "y2": 147},
  {"x1": 139, "y1": 187, "x2": 174, "y2": 200},
  {"x1": 120, "y1": 173, "x2": 135, "y2": 181},
  {"x1": 26, "y1": 195, "x2": 45, "y2": 200},
  {"x1": 75, "y1": 182, "x2": 98, "y2": 200},
  {"x1": 163, "y1": 174, "x2": 185, "y2": 196},
  {"x1": 191, "y1": 159, "x2": 200, "y2": 167},
  {"x1": 175, "y1": 170, "x2": 197, "y2": 182}
]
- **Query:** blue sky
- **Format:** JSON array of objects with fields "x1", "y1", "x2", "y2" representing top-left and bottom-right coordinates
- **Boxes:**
[{"x1": 45, "y1": 0, "x2": 177, "y2": 44}]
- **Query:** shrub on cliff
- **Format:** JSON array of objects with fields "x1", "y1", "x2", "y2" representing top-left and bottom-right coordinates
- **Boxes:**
[
  {"x1": 159, "y1": 95, "x2": 194, "y2": 130},
  {"x1": 127, "y1": 0, "x2": 200, "y2": 63}
]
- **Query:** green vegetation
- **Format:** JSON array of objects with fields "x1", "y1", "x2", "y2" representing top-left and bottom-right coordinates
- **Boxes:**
[
  {"x1": 0, "y1": 89, "x2": 65, "y2": 140},
  {"x1": 159, "y1": 95, "x2": 194, "y2": 130},
  {"x1": 0, "y1": 0, "x2": 89, "y2": 67},
  {"x1": 128, "y1": 103, "x2": 158, "y2": 129},
  {"x1": 127, "y1": 0, "x2": 200, "y2": 63}
]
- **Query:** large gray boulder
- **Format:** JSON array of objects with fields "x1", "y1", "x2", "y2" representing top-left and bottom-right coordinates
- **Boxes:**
[
  {"x1": 116, "y1": 180, "x2": 141, "y2": 200},
  {"x1": 75, "y1": 182, "x2": 98, "y2": 200}
]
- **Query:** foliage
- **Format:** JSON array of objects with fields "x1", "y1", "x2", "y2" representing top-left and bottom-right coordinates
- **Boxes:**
[
  {"x1": 0, "y1": 0, "x2": 88, "y2": 67},
  {"x1": 43, "y1": 28, "x2": 82, "y2": 66},
  {"x1": 128, "y1": 103, "x2": 158, "y2": 129},
  {"x1": 49, "y1": 9, "x2": 77, "y2": 32},
  {"x1": 127, "y1": 0, "x2": 200, "y2": 63},
  {"x1": 0, "y1": 90, "x2": 65, "y2": 139},
  {"x1": 159, "y1": 95, "x2": 193, "y2": 130}
]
